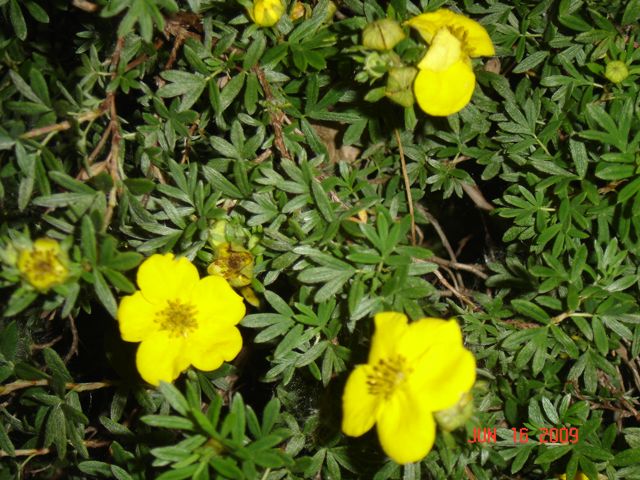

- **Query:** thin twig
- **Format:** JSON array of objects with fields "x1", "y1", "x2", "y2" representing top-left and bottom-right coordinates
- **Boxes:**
[
  {"x1": 72, "y1": 0, "x2": 98, "y2": 12},
  {"x1": 433, "y1": 269, "x2": 476, "y2": 309},
  {"x1": 253, "y1": 66, "x2": 292, "y2": 160},
  {"x1": 394, "y1": 129, "x2": 416, "y2": 246},
  {"x1": 180, "y1": 122, "x2": 200, "y2": 164},
  {"x1": 428, "y1": 256, "x2": 488, "y2": 280},
  {"x1": 30, "y1": 336, "x2": 63, "y2": 352},
  {"x1": 86, "y1": 122, "x2": 113, "y2": 166},
  {"x1": 416, "y1": 204, "x2": 464, "y2": 288},
  {"x1": 417, "y1": 205, "x2": 458, "y2": 264},
  {"x1": 253, "y1": 149, "x2": 273, "y2": 164},
  {"x1": 0, "y1": 440, "x2": 109, "y2": 458},
  {"x1": 19, "y1": 106, "x2": 108, "y2": 140},
  {"x1": 101, "y1": 38, "x2": 125, "y2": 231},
  {"x1": 461, "y1": 182, "x2": 495, "y2": 211},
  {"x1": 64, "y1": 314, "x2": 79, "y2": 363},
  {"x1": 617, "y1": 343, "x2": 640, "y2": 393},
  {"x1": 0, "y1": 380, "x2": 116, "y2": 396}
]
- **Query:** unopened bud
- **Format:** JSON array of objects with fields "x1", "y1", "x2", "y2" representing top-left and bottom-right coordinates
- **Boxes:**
[
  {"x1": 605, "y1": 60, "x2": 629, "y2": 83},
  {"x1": 385, "y1": 66, "x2": 417, "y2": 107},
  {"x1": 208, "y1": 219, "x2": 228, "y2": 249},
  {"x1": 433, "y1": 392, "x2": 474, "y2": 432},
  {"x1": 362, "y1": 19, "x2": 405, "y2": 51},
  {"x1": 290, "y1": 1, "x2": 307, "y2": 21},
  {"x1": 248, "y1": 0, "x2": 285, "y2": 27}
]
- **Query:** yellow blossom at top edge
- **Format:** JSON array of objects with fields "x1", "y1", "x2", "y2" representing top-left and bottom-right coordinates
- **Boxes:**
[
  {"x1": 248, "y1": 0, "x2": 285, "y2": 27},
  {"x1": 116, "y1": 253, "x2": 246, "y2": 386},
  {"x1": 17, "y1": 238, "x2": 69, "y2": 292},
  {"x1": 405, "y1": 9, "x2": 494, "y2": 116},
  {"x1": 341, "y1": 312, "x2": 476, "y2": 464},
  {"x1": 558, "y1": 473, "x2": 589, "y2": 480}
]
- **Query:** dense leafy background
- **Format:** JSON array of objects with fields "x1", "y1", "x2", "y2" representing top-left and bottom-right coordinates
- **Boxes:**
[{"x1": 1, "y1": 0, "x2": 640, "y2": 478}]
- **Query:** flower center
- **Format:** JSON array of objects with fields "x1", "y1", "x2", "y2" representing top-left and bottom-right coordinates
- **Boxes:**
[
  {"x1": 366, "y1": 356, "x2": 410, "y2": 398},
  {"x1": 156, "y1": 299, "x2": 198, "y2": 337}
]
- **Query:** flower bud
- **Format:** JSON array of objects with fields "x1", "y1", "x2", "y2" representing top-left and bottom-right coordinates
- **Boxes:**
[
  {"x1": 362, "y1": 19, "x2": 405, "y2": 51},
  {"x1": 385, "y1": 66, "x2": 417, "y2": 107},
  {"x1": 208, "y1": 219, "x2": 228, "y2": 249},
  {"x1": 605, "y1": 60, "x2": 629, "y2": 83},
  {"x1": 248, "y1": 0, "x2": 285, "y2": 27},
  {"x1": 433, "y1": 391, "x2": 474, "y2": 432},
  {"x1": 290, "y1": 1, "x2": 307, "y2": 21}
]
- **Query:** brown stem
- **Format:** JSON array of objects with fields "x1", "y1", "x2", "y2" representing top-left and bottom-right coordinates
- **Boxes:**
[
  {"x1": 0, "y1": 380, "x2": 115, "y2": 396},
  {"x1": 0, "y1": 440, "x2": 109, "y2": 458},
  {"x1": 19, "y1": 106, "x2": 108, "y2": 140},
  {"x1": 253, "y1": 66, "x2": 292, "y2": 160},
  {"x1": 428, "y1": 256, "x2": 488, "y2": 280},
  {"x1": 394, "y1": 129, "x2": 416, "y2": 246},
  {"x1": 71, "y1": 0, "x2": 98, "y2": 12}
]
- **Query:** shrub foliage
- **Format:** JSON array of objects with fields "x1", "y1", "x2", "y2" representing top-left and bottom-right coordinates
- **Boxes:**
[{"x1": 1, "y1": 0, "x2": 640, "y2": 479}]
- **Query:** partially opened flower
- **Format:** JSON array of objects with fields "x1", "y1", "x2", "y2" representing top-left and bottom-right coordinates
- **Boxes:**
[
  {"x1": 406, "y1": 9, "x2": 494, "y2": 116},
  {"x1": 117, "y1": 253, "x2": 245, "y2": 386},
  {"x1": 248, "y1": 0, "x2": 285, "y2": 27},
  {"x1": 559, "y1": 473, "x2": 589, "y2": 480},
  {"x1": 342, "y1": 312, "x2": 475, "y2": 464},
  {"x1": 17, "y1": 238, "x2": 69, "y2": 292}
]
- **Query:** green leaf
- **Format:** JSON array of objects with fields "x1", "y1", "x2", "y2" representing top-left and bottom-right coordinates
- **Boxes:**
[
  {"x1": 158, "y1": 382, "x2": 189, "y2": 416},
  {"x1": 513, "y1": 51, "x2": 549, "y2": 73},
  {"x1": 93, "y1": 269, "x2": 117, "y2": 318},
  {"x1": 141, "y1": 415, "x2": 195, "y2": 430},
  {"x1": 43, "y1": 348, "x2": 73, "y2": 382},
  {"x1": 9, "y1": 0, "x2": 27, "y2": 40},
  {"x1": 311, "y1": 179, "x2": 335, "y2": 222}
]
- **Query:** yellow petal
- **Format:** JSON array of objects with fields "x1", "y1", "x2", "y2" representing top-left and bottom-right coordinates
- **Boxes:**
[
  {"x1": 417, "y1": 28, "x2": 462, "y2": 71},
  {"x1": 117, "y1": 291, "x2": 161, "y2": 342},
  {"x1": 33, "y1": 237, "x2": 61, "y2": 254},
  {"x1": 136, "y1": 331, "x2": 190, "y2": 386},
  {"x1": 137, "y1": 254, "x2": 200, "y2": 304},
  {"x1": 376, "y1": 389, "x2": 436, "y2": 464},
  {"x1": 408, "y1": 346, "x2": 476, "y2": 412},
  {"x1": 414, "y1": 59, "x2": 476, "y2": 116},
  {"x1": 406, "y1": 9, "x2": 494, "y2": 57},
  {"x1": 190, "y1": 275, "x2": 246, "y2": 326},
  {"x1": 368, "y1": 312, "x2": 408, "y2": 364},
  {"x1": 187, "y1": 323, "x2": 243, "y2": 371},
  {"x1": 398, "y1": 318, "x2": 462, "y2": 362},
  {"x1": 342, "y1": 365, "x2": 380, "y2": 436}
]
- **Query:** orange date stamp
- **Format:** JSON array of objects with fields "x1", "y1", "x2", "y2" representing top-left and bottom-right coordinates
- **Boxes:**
[{"x1": 468, "y1": 427, "x2": 580, "y2": 444}]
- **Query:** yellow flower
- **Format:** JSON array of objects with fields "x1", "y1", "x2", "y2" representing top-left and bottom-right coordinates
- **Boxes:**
[
  {"x1": 117, "y1": 253, "x2": 245, "y2": 386},
  {"x1": 558, "y1": 473, "x2": 589, "y2": 480},
  {"x1": 17, "y1": 238, "x2": 69, "y2": 291},
  {"x1": 248, "y1": 0, "x2": 285, "y2": 27},
  {"x1": 406, "y1": 9, "x2": 494, "y2": 116},
  {"x1": 342, "y1": 312, "x2": 476, "y2": 464}
]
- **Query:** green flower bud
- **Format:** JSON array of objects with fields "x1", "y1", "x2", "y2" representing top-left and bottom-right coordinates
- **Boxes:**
[
  {"x1": 362, "y1": 19, "x2": 406, "y2": 51},
  {"x1": 605, "y1": 60, "x2": 629, "y2": 83},
  {"x1": 248, "y1": 0, "x2": 285, "y2": 27},
  {"x1": 433, "y1": 392, "x2": 474, "y2": 432},
  {"x1": 208, "y1": 219, "x2": 228, "y2": 249},
  {"x1": 385, "y1": 66, "x2": 418, "y2": 107}
]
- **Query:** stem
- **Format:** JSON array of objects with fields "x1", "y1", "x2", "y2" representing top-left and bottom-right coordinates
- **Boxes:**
[
  {"x1": 394, "y1": 129, "x2": 416, "y2": 246},
  {"x1": 0, "y1": 380, "x2": 116, "y2": 396}
]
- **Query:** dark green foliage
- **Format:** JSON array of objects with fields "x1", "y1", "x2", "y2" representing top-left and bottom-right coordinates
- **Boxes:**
[{"x1": 1, "y1": 0, "x2": 639, "y2": 479}]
